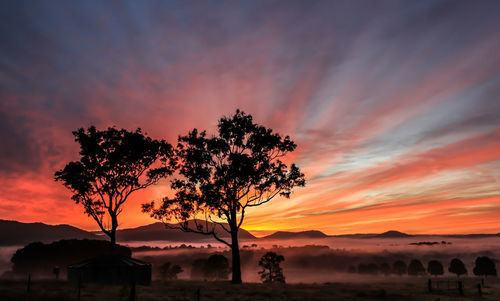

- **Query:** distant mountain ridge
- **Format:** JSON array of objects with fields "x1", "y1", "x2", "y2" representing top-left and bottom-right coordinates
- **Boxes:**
[
  {"x1": 116, "y1": 220, "x2": 256, "y2": 242},
  {"x1": 334, "y1": 230, "x2": 412, "y2": 239},
  {"x1": 374, "y1": 230, "x2": 412, "y2": 238},
  {"x1": 262, "y1": 230, "x2": 328, "y2": 240},
  {"x1": 0, "y1": 219, "x2": 98, "y2": 246},
  {"x1": 1, "y1": 219, "x2": 498, "y2": 247}
]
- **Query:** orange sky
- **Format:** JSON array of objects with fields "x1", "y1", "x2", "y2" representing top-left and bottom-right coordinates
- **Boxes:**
[{"x1": 0, "y1": 1, "x2": 499, "y2": 235}]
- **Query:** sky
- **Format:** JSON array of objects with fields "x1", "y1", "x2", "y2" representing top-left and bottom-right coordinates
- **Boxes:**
[{"x1": 0, "y1": 0, "x2": 499, "y2": 236}]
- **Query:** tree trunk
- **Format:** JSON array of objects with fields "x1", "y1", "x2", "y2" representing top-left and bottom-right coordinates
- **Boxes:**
[
  {"x1": 110, "y1": 213, "x2": 118, "y2": 253},
  {"x1": 110, "y1": 229, "x2": 116, "y2": 253},
  {"x1": 230, "y1": 229, "x2": 242, "y2": 284}
]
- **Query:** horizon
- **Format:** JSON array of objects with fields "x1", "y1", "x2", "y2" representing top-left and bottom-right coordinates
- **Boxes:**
[
  {"x1": 1, "y1": 1, "x2": 500, "y2": 235},
  {"x1": 3, "y1": 218, "x2": 500, "y2": 238}
]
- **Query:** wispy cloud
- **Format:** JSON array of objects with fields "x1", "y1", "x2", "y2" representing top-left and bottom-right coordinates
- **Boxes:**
[{"x1": 0, "y1": 0, "x2": 499, "y2": 233}]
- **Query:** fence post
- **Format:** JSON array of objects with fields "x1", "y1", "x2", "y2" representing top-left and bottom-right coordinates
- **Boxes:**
[
  {"x1": 77, "y1": 273, "x2": 82, "y2": 301},
  {"x1": 427, "y1": 279, "x2": 432, "y2": 292},
  {"x1": 130, "y1": 279, "x2": 136, "y2": 301},
  {"x1": 196, "y1": 287, "x2": 200, "y2": 301},
  {"x1": 458, "y1": 281, "x2": 463, "y2": 296},
  {"x1": 27, "y1": 273, "x2": 31, "y2": 292},
  {"x1": 477, "y1": 283, "x2": 482, "y2": 297}
]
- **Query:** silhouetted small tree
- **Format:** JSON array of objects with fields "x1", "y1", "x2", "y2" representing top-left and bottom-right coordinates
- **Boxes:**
[
  {"x1": 159, "y1": 262, "x2": 183, "y2": 280},
  {"x1": 393, "y1": 260, "x2": 407, "y2": 275},
  {"x1": 449, "y1": 258, "x2": 467, "y2": 277},
  {"x1": 259, "y1": 252, "x2": 285, "y2": 283},
  {"x1": 408, "y1": 259, "x2": 425, "y2": 276},
  {"x1": 55, "y1": 127, "x2": 175, "y2": 250},
  {"x1": 379, "y1": 263, "x2": 391, "y2": 275},
  {"x1": 427, "y1": 260, "x2": 444, "y2": 277},
  {"x1": 204, "y1": 254, "x2": 230, "y2": 280},
  {"x1": 190, "y1": 258, "x2": 208, "y2": 280},
  {"x1": 347, "y1": 265, "x2": 356, "y2": 273},
  {"x1": 144, "y1": 110, "x2": 305, "y2": 283},
  {"x1": 358, "y1": 263, "x2": 378, "y2": 275},
  {"x1": 190, "y1": 255, "x2": 230, "y2": 280},
  {"x1": 473, "y1": 256, "x2": 497, "y2": 278}
]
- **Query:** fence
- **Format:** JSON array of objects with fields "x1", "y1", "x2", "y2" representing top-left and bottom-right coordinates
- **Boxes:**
[{"x1": 427, "y1": 277, "x2": 485, "y2": 297}]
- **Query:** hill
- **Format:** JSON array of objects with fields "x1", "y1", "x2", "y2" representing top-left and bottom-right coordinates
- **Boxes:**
[
  {"x1": 0, "y1": 220, "x2": 99, "y2": 246},
  {"x1": 373, "y1": 230, "x2": 412, "y2": 238},
  {"x1": 335, "y1": 231, "x2": 413, "y2": 239},
  {"x1": 262, "y1": 230, "x2": 328, "y2": 240},
  {"x1": 116, "y1": 220, "x2": 256, "y2": 242}
]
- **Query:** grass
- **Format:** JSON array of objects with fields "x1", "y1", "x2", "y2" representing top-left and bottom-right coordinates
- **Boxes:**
[{"x1": 0, "y1": 277, "x2": 499, "y2": 301}]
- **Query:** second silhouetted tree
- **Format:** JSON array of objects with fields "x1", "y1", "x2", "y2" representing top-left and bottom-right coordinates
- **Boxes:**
[{"x1": 144, "y1": 110, "x2": 305, "y2": 283}]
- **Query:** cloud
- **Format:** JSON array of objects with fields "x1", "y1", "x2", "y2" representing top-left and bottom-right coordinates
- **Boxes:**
[{"x1": 0, "y1": 0, "x2": 499, "y2": 233}]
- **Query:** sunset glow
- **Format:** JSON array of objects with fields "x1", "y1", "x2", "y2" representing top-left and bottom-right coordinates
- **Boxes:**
[{"x1": 1, "y1": 1, "x2": 499, "y2": 235}]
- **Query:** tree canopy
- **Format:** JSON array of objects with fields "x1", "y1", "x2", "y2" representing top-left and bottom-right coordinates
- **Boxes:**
[
  {"x1": 427, "y1": 260, "x2": 444, "y2": 277},
  {"x1": 408, "y1": 259, "x2": 425, "y2": 276},
  {"x1": 144, "y1": 110, "x2": 305, "y2": 283},
  {"x1": 473, "y1": 256, "x2": 497, "y2": 277},
  {"x1": 159, "y1": 262, "x2": 183, "y2": 280},
  {"x1": 259, "y1": 252, "x2": 285, "y2": 283},
  {"x1": 190, "y1": 254, "x2": 230, "y2": 280},
  {"x1": 449, "y1": 258, "x2": 467, "y2": 277},
  {"x1": 55, "y1": 126, "x2": 175, "y2": 247},
  {"x1": 393, "y1": 260, "x2": 407, "y2": 275}
]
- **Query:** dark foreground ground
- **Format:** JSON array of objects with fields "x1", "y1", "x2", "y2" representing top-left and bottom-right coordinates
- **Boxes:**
[{"x1": 0, "y1": 278, "x2": 498, "y2": 301}]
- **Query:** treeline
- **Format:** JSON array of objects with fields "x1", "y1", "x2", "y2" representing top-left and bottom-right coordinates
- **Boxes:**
[
  {"x1": 351, "y1": 257, "x2": 497, "y2": 277},
  {"x1": 2, "y1": 239, "x2": 131, "y2": 278},
  {"x1": 156, "y1": 251, "x2": 285, "y2": 284}
]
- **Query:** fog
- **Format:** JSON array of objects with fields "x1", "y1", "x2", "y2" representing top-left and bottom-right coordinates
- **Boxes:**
[
  {"x1": 2, "y1": 237, "x2": 499, "y2": 283},
  {"x1": 128, "y1": 236, "x2": 500, "y2": 283},
  {"x1": 0, "y1": 246, "x2": 20, "y2": 276}
]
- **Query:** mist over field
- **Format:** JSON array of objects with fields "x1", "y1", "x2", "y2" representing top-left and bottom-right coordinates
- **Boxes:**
[
  {"x1": 124, "y1": 236, "x2": 500, "y2": 283},
  {"x1": 2, "y1": 236, "x2": 499, "y2": 283}
]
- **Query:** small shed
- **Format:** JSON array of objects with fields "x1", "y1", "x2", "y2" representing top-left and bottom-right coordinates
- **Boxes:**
[{"x1": 67, "y1": 254, "x2": 151, "y2": 285}]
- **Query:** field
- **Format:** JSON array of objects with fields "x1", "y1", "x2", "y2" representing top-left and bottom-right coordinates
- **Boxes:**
[{"x1": 1, "y1": 277, "x2": 499, "y2": 301}]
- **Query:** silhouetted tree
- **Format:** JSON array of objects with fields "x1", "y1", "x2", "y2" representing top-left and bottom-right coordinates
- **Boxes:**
[
  {"x1": 358, "y1": 263, "x2": 379, "y2": 275},
  {"x1": 55, "y1": 127, "x2": 175, "y2": 250},
  {"x1": 189, "y1": 254, "x2": 230, "y2": 280},
  {"x1": 259, "y1": 252, "x2": 285, "y2": 283},
  {"x1": 205, "y1": 254, "x2": 230, "y2": 280},
  {"x1": 379, "y1": 263, "x2": 391, "y2": 275},
  {"x1": 393, "y1": 260, "x2": 407, "y2": 275},
  {"x1": 190, "y1": 258, "x2": 208, "y2": 280},
  {"x1": 347, "y1": 265, "x2": 357, "y2": 273},
  {"x1": 144, "y1": 110, "x2": 305, "y2": 283},
  {"x1": 427, "y1": 260, "x2": 444, "y2": 277},
  {"x1": 408, "y1": 259, "x2": 425, "y2": 276},
  {"x1": 473, "y1": 256, "x2": 497, "y2": 277},
  {"x1": 159, "y1": 262, "x2": 183, "y2": 280},
  {"x1": 449, "y1": 258, "x2": 467, "y2": 277},
  {"x1": 9, "y1": 239, "x2": 131, "y2": 277}
]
